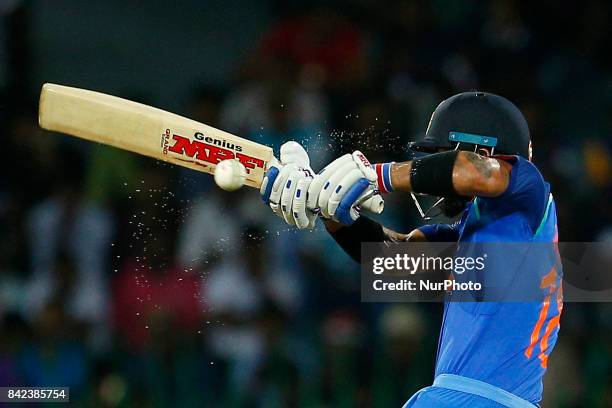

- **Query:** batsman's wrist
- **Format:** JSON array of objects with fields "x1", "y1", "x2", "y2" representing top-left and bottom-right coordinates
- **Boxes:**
[{"x1": 374, "y1": 163, "x2": 395, "y2": 194}]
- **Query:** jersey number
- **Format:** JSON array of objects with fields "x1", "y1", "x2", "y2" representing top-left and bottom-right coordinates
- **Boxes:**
[{"x1": 525, "y1": 266, "x2": 563, "y2": 369}]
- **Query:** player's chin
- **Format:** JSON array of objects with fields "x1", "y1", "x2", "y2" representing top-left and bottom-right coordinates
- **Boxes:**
[{"x1": 441, "y1": 196, "x2": 470, "y2": 218}]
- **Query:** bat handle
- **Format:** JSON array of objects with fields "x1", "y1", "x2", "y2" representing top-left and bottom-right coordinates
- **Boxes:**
[{"x1": 357, "y1": 191, "x2": 385, "y2": 214}]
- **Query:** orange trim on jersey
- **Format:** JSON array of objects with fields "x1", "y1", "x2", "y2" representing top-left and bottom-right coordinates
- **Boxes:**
[
  {"x1": 538, "y1": 314, "x2": 561, "y2": 369},
  {"x1": 525, "y1": 266, "x2": 558, "y2": 359},
  {"x1": 525, "y1": 296, "x2": 550, "y2": 359},
  {"x1": 540, "y1": 267, "x2": 557, "y2": 289},
  {"x1": 538, "y1": 289, "x2": 563, "y2": 369}
]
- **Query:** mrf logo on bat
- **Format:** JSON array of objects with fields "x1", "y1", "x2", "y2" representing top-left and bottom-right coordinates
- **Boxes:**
[{"x1": 162, "y1": 129, "x2": 265, "y2": 173}]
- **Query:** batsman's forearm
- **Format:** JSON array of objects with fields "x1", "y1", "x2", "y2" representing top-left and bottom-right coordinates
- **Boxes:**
[
  {"x1": 325, "y1": 217, "x2": 386, "y2": 263},
  {"x1": 325, "y1": 217, "x2": 412, "y2": 263},
  {"x1": 390, "y1": 161, "x2": 414, "y2": 192},
  {"x1": 388, "y1": 151, "x2": 465, "y2": 194},
  {"x1": 389, "y1": 151, "x2": 510, "y2": 197}
]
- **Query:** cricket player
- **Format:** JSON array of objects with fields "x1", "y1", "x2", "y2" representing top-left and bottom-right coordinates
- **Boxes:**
[{"x1": 261, "y1": 92, "x2": 562, "y2": 407}]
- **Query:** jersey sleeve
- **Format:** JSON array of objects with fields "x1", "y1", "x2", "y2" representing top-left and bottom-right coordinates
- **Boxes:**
[
  {"x1": 482, "y1": 156, "x2": 550, "y2": 233},
  {"x1": 418, "y1": 223, "x2": 460, "y2": 242}
]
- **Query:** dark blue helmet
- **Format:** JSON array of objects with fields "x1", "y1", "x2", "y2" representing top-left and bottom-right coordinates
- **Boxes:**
[{"x1": 409, "y1": 92, "x2": 531, "y2": 159}]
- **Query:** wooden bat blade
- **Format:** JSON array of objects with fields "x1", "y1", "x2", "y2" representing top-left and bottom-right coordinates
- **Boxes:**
[{"x1": 39, "y1": 83, "x2": 273, "y2": 188}]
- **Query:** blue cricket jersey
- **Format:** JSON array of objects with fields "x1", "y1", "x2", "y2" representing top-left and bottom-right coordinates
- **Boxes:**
[{"x1": 419, "y1": 156, "x2": 563, "y2": 405}]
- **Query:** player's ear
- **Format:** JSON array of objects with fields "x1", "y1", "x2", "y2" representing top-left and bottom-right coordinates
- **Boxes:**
[{"x1": 477, "y1": 147, "x2": 491, "y2": 157}]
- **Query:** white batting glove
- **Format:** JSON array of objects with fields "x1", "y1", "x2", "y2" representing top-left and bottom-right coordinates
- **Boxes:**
[
  {"x1": 307, "y1": 151, "x2": 382, "y2": 225},
  {"x1": 260, "y1": 141, "x2": 317, "y2": 229}
]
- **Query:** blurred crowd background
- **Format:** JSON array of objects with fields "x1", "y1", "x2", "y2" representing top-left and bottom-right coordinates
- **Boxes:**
[{"x1": 1, "y1": 0, "x2": 611, "y2": 407}]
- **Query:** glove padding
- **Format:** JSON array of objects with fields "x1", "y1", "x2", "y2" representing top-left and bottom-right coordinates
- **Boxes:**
[
  {"x1": 307, "y1": 151, "x2": 382, "y2": 225},
  {"x1": 260, "y1": 141, "x2": 317, "y2": 229}
]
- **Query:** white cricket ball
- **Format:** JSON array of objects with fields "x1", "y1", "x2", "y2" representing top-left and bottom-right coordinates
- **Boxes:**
[{"x1": 214, "y1": 159, "x2": 247, "y2": 191}]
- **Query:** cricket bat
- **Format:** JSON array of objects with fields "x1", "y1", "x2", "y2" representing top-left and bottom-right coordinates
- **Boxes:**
[{"x1": 38, "y1": 83, "x2": 383, "y2": 212}]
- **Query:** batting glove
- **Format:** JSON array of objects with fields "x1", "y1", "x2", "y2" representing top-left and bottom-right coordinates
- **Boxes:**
[
  {"x1": 307, "y1": 151, "x2": 383, "y2": 225},
  {"x1": 260, "y1": 141, "x2": 317, "y2": 229}
]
